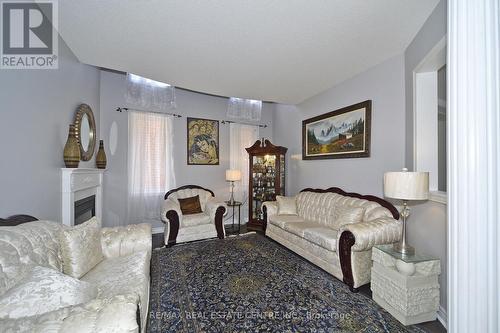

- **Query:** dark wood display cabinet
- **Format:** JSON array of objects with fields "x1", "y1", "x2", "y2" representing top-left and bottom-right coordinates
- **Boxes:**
[{"x1": 246, "y1": 139, "x2": 287, "y2": 230}]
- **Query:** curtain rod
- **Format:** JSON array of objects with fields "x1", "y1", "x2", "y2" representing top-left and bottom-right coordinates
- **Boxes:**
[
  {"x1": 221, "y1": 120, "x2": 267, "y2": 128},
  {"x1": 116, "y1": 107, "x2": 267, "y2": 128},
  {"x1": 116, "y1": 107, "x2": 182, "y2": 118}
]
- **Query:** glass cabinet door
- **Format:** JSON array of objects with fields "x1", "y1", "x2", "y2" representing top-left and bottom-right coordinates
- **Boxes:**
[
  {"x1": 279, "y1": 154, "x2": 285, "y2": 196},
  {"x1": 251, "y1": 154, "x2": 277, "y2": 220}
]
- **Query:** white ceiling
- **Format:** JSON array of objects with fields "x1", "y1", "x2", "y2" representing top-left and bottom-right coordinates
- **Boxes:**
[{"x1": 57, "y1": 0, "x2": 439, "y2": 104}]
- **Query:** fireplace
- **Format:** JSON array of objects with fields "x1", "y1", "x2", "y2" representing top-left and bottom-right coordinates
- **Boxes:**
[
  {"x1": 74, "y1": 195, "x2": 96, "y2": 225},
  {"x1": 62, "y1": 168, "x2": 104, "y2": 226}
]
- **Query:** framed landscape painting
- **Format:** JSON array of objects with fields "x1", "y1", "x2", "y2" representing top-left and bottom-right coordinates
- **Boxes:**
[
  {"x1": 302, "y1": 100, "x2": 371, "y2": 160},
  {"x1": 187, "y1": 117, "x2": 220, "y2": 165}
]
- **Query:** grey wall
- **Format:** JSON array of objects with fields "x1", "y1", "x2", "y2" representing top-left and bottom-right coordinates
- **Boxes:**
[
  {"x1": 0, "y1": 37, "x2": 100, "y2": 221},
  {"x1": 405, "y1": 0, "x2": 447, "y2": 168},
  {"x1": 274, "y1": 55, "x2": 406, "y2": 196},
  {"x1": 99, "y1": 70, "x2": 274, "y2": 229},
  {"x1": 404, "y1": 0, "x2": 448, "y2": 319}
]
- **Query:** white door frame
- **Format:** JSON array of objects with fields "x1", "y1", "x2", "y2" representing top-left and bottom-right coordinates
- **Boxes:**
[{"x1": 447, "y1": 1, "x2": 500, "y2": 332}]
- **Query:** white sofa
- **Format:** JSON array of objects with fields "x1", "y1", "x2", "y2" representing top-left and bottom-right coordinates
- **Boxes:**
[
  {"x1": 161, "y1": 185, "x2": 227, "y2": 246},
  {"x1": 263, "y1": 188, "x2": 401, "y2": 291},
  {"x1": 0, "y1": 217, "x2": 151, "y2": 332}
]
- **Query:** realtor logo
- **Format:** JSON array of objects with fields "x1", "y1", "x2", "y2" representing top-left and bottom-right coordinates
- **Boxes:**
[{"x1": 1, "y1": 0, "x2": 58, "y2": 69}]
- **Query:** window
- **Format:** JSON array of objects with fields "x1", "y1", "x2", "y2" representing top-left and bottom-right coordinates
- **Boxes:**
[
  {"x1": 414, "y1": 37, "x2": 447, "y2": 203},
  {"x1": 127, "y1": 111, "x2": 175, "y2": 224},
  {"x1": 437, "y1": 66, "x2": 446, "y2": 192},
  {"x1": 229, "y1": 123, "x2": 259, "y2": 222}
]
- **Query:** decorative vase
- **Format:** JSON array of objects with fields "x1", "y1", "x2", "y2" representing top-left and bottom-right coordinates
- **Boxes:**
[
  {"x1": 63, "y1": 124, "x2": 80, "y2": 168},
  {"x1": 96, "y1": 140, "x2": 107, "y2": 169}
]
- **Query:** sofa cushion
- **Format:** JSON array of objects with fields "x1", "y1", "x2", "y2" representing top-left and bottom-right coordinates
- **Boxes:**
[
  {"x1": 178, "y1": 195, "x2": 203, "y2": 215},
  {"x1": 182, "y1": 213, "x2": 211, "y2": 227},
  {"x1": 0, "y1": 266, "x2": 97, "y2": 319},
  {"x1": 268, "y1": 214, "x2": 306, "y2": 229},
  {"x1": 59, "y1": 217, "x2": 104, "y2": 279},
  {"x1": 0, "y1": 221, "x2": 64, "y2": 296},
  {"x1": 332, "y1": 205, "x2": 365, "y2": 230},
  {"x1": 303, "y1": 227, "x2": 338, "y2": 251},
  {"x1": 283, "y1": 222, "x2": 323, "y2": 238},
  {"x1": 276, "y1": 196, "x2": 297, "y2": 215},
  {"x1": 170, "y1": 189, "x2": 213, "y2": 212},
  {"x1": 81, "y1": 250, "x2": 150, "y2": 313},
  {"x1": 296, "y1": 191, "x2": 395, "y2": 225},
  {"x1": 0, "y1": 294, "x2": 139, "y2": 333}
]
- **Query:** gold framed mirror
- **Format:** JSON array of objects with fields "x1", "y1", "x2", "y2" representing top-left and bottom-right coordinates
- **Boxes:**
[{"x1": 74, "y1": 104, "x2": 96, "y2": 161}]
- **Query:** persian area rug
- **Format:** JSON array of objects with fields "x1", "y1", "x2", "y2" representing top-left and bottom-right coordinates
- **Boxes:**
[{"x1": 147, "y1": 233, "x2": 426, "y2": 333}]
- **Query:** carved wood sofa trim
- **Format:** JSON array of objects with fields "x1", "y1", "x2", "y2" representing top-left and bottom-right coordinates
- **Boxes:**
[{"x1": 0, "y1": 214, "x2": 38, "y2": 226}]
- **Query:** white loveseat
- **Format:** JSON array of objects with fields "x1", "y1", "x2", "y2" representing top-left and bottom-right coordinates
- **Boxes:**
[
  {"x1": 161, "y1": 185, "x2": 227, "y2": 246},
  {"x1": 0, "y1": 217, "x2": 151, "y2": 332},
  {"x1": 263, "y1": 188, "x2": 401, "y2": 291}
]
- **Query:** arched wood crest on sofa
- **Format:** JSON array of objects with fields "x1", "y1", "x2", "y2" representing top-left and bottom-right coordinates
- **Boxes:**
[{"x1": 0, "y1": 214, "x2": 38, "y2": 226}]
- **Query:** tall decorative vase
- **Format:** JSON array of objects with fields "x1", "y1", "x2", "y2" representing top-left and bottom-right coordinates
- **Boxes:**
[
  {"x1": 96, "y1": 140, "x2": 107, "y2": 169},
  {"x1": 63, "y1": 124, "x2": 80, "y2": 168}
]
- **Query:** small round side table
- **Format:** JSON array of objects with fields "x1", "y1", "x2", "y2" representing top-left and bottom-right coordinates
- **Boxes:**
[{"x1": 225, "y1": 201, "x2": 242, "y2": 235}]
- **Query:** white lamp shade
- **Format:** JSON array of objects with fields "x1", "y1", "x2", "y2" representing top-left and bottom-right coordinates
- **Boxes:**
[
  {"x1": 226, "y1": 169, "x2": 242, "y2": 181},
  {"x1": 384, "y1": 171, "x2": 429, "y2": 200}
]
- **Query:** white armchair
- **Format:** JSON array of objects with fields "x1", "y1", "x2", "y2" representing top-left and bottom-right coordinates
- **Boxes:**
[{"x1": 161, "y1": 185, "x2": 227, "y2": 246}]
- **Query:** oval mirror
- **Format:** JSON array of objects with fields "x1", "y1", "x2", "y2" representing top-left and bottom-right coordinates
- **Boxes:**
[
  {"x1": 80, "y1": 114, "x2": 90, "y2": 149},
  {"x1": 74, "y1": 104, "x2": 96, "y2": 161}
]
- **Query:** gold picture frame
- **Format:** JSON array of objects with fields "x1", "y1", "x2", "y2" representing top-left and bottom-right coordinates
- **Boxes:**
[{"x1": 187, "y1": 117, "x2": 219, "y2": 165}]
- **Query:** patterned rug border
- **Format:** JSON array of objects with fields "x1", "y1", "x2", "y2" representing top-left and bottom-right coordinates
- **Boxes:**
[{"x1": 152, "y1": 231, "x2": 258, "y2": 252}]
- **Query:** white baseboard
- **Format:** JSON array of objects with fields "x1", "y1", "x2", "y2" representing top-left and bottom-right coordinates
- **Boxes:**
[
  {"x1": 152, "y1": 226, "x2": 164, "y2": 234},
  {"x1": 437, "y1": 305, "x2": 447, "y2": 329}
]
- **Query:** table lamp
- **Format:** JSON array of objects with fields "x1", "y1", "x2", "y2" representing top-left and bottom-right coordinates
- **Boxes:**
[
  {"x1": 226, "y1": 169, "x2": 241, "y2": 205},
  {"x1": 384, "y1": 168, "x2": 429, "y2": 255}
]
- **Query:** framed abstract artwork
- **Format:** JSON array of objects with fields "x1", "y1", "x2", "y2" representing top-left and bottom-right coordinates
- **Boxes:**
[
  {"x1": 187, "y1": 117, "x2": 220, "y2": 165},
  {"x1": 302, "y1": 100, "x2": 371, "y2": 160}
]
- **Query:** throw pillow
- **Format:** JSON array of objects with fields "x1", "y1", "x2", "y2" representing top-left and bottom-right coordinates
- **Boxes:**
[
  {"x1": 332, "y1": 206, "x2": 366, "y2": 229},
  {"x1": 59, "y1": 216, "x2": 104, "y2": 279},
  {"x1": 276, "y1": 196, "x2": 297, "y2": 215},
  {"x1": 178, "y1": 195, "x2": 203, "y2": 215},
  {"x1": 0, "y1": 266, "x2": 97, "y2": 319}
]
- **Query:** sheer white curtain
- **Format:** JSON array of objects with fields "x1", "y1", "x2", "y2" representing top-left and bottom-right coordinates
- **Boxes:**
[
  {"x1": 227, "y1": 97, "x2": 262, "y2": 121},
  {"x1": 229, "y1": 123, "x2": 259, "y2": 222},
  {"x1": 127, "y1": 111, "x2": 176, "y2": 226},
  {"x1": 125, "y1": 73, "x2": 176, "y2": 110}
]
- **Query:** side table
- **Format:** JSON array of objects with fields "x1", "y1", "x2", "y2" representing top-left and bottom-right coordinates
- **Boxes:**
[
  {"x1": 225, "y1": 201, "x2": 242, "y2": 235},
  {"x1": 371, "y1": 245, "x2": 440, "y2": 326}
]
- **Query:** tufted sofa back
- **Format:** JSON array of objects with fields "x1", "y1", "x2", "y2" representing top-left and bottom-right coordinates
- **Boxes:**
[
  {"x1": 296, "y1": 191, "x2": 394, "y2": 228},
  {"x1": 167, "y1": 188, "x2": 214, "y2": 212},
  {"x1": 0, "y1": 221, "x2": 64, "y2": 296}
]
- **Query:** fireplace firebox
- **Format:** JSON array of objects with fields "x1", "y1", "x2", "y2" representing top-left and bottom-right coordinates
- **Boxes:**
[{"x1": 74, "y1": 195, "x2": 96, "y2": 225}]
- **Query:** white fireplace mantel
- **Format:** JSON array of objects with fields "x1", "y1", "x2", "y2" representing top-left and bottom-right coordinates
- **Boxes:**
[{"x1": 61, "y1": 168, "x2": 104, "y2": 226}]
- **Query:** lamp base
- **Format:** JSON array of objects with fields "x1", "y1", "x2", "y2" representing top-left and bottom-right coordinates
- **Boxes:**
[
  {"x1": 228, "y1": 181, "x2": 235, "y2": 206},
  {"x1": 393, "y1": 242, "x2": 415, "y2": 255}
]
